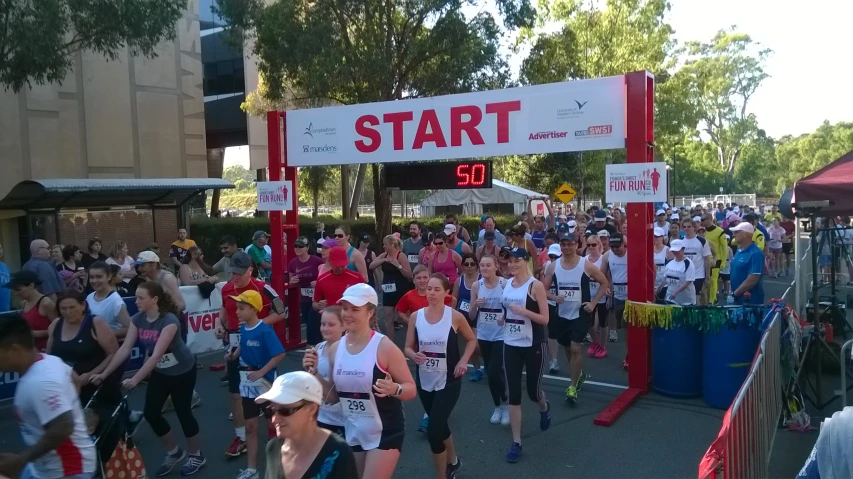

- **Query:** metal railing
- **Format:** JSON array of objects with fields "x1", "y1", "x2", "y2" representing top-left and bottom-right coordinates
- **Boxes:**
[{"x1": 697, "y1": 285, "x2": 791, "y2": 479}]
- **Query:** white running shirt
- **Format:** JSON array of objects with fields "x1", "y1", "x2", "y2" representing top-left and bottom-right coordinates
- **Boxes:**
[
  {"x1": 664, "y1": 259, "x2": 697, "y2": 306},
  {"x1": 681, "y1": 236, "x2": 711, "y2": 279},
  {"x1": 15, "y1": 354, "x2": 97, "y2": 479}
]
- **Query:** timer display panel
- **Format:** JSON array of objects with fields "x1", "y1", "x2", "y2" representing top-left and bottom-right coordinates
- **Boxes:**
[{"x1": 385, "y1": 161, "x2": 493, "y2": 190}]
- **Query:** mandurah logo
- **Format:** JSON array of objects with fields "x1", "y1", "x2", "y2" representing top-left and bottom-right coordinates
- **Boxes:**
[
  {"x1": 528, "y1": 131, "x2": 568, "y2": 141},
  {"x1": 303, "y1": 122, "x2": 336, "y2": 138}
]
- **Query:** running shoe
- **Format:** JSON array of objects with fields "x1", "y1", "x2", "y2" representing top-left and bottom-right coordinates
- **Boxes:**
[
  {"x1": 565, "y1": 386, "x2": 578, "y2": 405},
  {"x1": 577, "y1": 370, "x2": 589, "y2": 391},
  {"x1": 469, "y1": 369, "x2": 484, "y2": 382},
  {"x1": 587, "y1": 342, "x2": 599, "y2": 357},
  {"x1": 155, "y1": 448, "x2": 186, "y2": 477},
  {"x1": 490, "y1": 407, "x2": 502, "y2": 424},
  {"x1": 446, "y1": 458, "x2": 462, "y2": 479},
  {"x1": 539, "y1": 400, "x2": 551, "y2": 431},
  {"x1": 181, "y1": 453, "x2": 206, "y2": 476},
  {"x1": 500, "y1": 405, "x2": 510, "y2": 426},
  {"x1": 609, "y1": 330, "x2": 618, "y2": 342},
  {"x1": 127, "y1": 410, "x2": 145, "y2": 437},
  {"x1": 623, "y1": 358, "x2": 629, "y2": 370},
  {"x1": 191, "y1": 390, "x2": 202, "y2": 409},
  {"x1": 224, "y1": 437, "x2": 247, "y2": 457},
  {"x1": 228, "y1": 412, "x2": 233, "y2": 421},
  {"x1": 220, "y1": 375, "x2": 228, "y2": 385},
  {"x1": 584, "y1": 333, "x2": 592, "y2": 343},
  {"x1": 236, "y1": 469, "x2": 259, "y2": 479},
  {"x1": 418, "y1": 415, "x2": 429, "y2": 433},
  {"x1": 548, "y1": 359, "x2": 559, "y2": 375},
  {"x1": 594, "y1": 346, "x2": 608, "y2": 359},
  {"x1": 506, "y1": 442, "x2": 522, "y2": 463}
]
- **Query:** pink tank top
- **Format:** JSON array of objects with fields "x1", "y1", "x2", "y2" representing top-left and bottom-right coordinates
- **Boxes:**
[{"x1": 432, "y1": 250, "x2": 459, "y2": 284}]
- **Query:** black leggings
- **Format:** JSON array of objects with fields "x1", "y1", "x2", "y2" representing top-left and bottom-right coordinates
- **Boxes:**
[
  {"x1": 478, "y1": 339, "x2": 507, "y2": 407},
  {"x1": 417, "y1": 380, "x2": 461, "y2": 454},
  {"x1": 503, "y1": 342, "x2": 546, "y2": 406},
  {"x1": 144, "y1": 367, "x2": 200, "y2": 438}
]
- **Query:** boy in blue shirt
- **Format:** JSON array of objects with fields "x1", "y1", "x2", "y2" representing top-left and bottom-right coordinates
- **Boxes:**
[{"x1": 225, "y1": 290, "x2": 285, "y2": 479}]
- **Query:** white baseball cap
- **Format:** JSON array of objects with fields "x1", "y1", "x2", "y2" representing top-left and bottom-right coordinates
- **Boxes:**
[
  {"x1": 443, "y1": 224, "x2": 457, "y2": 235},
  {"x1": 547, "y1": 244, "x2": 562, "y2": 257},
  {"x1": 597, "y1": 229, "x2": 610, "y2": 237},
  {"x1": 653, "y1": 227, "x2": 667, "y2": 237},
  {"x1": 730, "y1": 222, "x2": 755, "y2": 234},
  {"x1": 656, "y1": 209, "x2": 666, "y2": 216},
  {"x1": 692, "y1": 216, "x2": 701, "y2": 222},
  {"x1": 255, "y1": 371, "x2": 323, "y2": 406},
  {"x1": 135, "y1": 250, "x2": 161, "y2": 265},
  {"x1": 670, "y1": 239, "x2": 686, "y2": 252},
  {"x1": 338, "y1": 283, "x2": 379, "y2": 307},
  {"x1": 670, "y1": 213, "x2": 680, "y2": 221}
]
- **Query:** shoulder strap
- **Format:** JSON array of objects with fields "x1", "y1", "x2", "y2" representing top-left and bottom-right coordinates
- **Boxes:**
[{"x1": 697, "y1": 236, "x2": 706, "y2": 246}]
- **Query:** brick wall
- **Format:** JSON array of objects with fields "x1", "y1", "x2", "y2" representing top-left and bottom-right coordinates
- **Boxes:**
[{"x1": 38, "y1": 209, "x2": 179, "y2": 257}]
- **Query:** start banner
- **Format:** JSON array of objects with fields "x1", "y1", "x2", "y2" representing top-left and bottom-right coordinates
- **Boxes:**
[
  {"x1": 286, "y1": 76, "x2": 626, "y2": 166},
  {"x1": 605, "y1": 162, "x2": 668, "y2": 203}
]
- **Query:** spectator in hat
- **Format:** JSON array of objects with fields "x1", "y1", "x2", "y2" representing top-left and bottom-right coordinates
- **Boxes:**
[
  {"x1": 246, "y1": 231, "x2": 272, "y2": 282},
  {"x1": 729, "y1": 222, "x2": 764, "y2": 305},
  {"x1": 588, "y1": 209, "x2": 618, "y2": 236},
  {"x1": 22, "y1": 239, "x2": 64, "y2": 301},
  {"x1": 136, "y1": 251, "x2": 185, "y2": 314}
]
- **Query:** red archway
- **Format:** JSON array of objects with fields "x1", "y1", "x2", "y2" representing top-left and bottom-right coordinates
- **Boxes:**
[{"x1": 266, "y1": 71, "x2": 655, "y2": 425}]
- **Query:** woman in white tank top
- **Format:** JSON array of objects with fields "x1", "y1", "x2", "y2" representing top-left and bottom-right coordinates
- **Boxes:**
[
  {"x1": 319, "y1": 284, "x2": 416, "y2": 479},
  {"x1": 302, "y1": 307, "x2": 346, "y2": 435}
]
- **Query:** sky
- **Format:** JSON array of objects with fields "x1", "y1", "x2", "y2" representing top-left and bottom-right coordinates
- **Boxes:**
[{"x1": 225, "y1": 0, "x2": 852, "y2": 168}]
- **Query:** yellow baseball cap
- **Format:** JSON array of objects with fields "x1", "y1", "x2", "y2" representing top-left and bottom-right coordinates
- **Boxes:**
[{"x1": 229, "y1": 291, "x2": 262, "y2": 311}]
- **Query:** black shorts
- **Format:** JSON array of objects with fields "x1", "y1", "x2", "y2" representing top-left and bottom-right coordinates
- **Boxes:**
[
  {"x1": 550, "y1": 312, "x2": 591, "y2": 346},
  {"x1": 719, "y1": 273, "x2": 730, "y2": 281},
  {"x1": 382, "y1": 287, "x2": 405, "y2": 307},
  {"x1": 592, "y1": 303, "x2": 609, "y2": 328},
  {"x1": 547, "y1": 304, "x2": 560, "y2": 340},
  {"x1": 694, "y1": 278, "x2": 705, "y2": 291},
  {"x1": 227, "y1": 358, "x2": 241, "y2": 394},
  {"x1": 350, "y1": 428, "x2": 405, "y2": 453},
  {"x1": 242, "y1": 397, "x2": 267, "y2": 420},
  {"x1": 318, "y1": 422, "x2": 345, "y2": 436},
  {"x1": 782, "y1": 242, "x2": 793, "y2": 254}
]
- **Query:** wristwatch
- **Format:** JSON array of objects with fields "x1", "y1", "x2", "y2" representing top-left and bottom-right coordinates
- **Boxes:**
[{"x1": 394, "y1": 383, "x2": 403, "y2": 397}]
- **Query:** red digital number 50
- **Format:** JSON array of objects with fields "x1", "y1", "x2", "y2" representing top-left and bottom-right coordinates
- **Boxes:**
[{"x1": 456, "y1": 163, "x2": 486, "y2": 187}]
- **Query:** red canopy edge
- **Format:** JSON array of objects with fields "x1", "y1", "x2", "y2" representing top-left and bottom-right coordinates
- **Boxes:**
[{"x1": 793, "y1": 149, "x2": 853, "y2": 216}]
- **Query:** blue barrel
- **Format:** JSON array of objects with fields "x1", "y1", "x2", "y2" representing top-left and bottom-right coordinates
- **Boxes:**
[
  {"x1": 652, "y1": 326, "x2": 703, "y2": 398},
  {"x1": 702, "y1": 324, "x2": 761, "y2": 409}
]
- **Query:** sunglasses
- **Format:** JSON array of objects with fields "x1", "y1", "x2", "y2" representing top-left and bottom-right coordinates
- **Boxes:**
[
  {"x1": 294, "y1": 244, "x2": 307, "y2": 248},
  {"x1": 587, "y1": 243, "x2": 600, "y2": 247},
  {"x1": 266, "y1": 403, "x2": 305, "y2": 417},
  {"x1": 335, "y1": 234, "x2": 345, "y2": 238},
  {"x1": 462, "y1": 261, "x2": 476, "y2": 267},
  {"x1": 434, "y1": 242, "x2": 444, "y2": 246}
]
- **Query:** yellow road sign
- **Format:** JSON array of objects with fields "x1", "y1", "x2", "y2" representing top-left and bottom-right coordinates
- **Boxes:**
[{"x1": 554, "y1": 183, "x2": 576, "y2": 203}]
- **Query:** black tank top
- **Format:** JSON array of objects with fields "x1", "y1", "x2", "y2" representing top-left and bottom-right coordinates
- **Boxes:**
[
  {"x1": 51, "y1": 314, "x2": 105, "y2": 374},
  {"x1": 381, "y1": 252, "x2": 409, "y2": 293}
]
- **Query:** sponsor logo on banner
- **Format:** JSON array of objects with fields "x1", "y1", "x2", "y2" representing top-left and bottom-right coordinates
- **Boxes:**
[
  {"x1": 285, "y1": 76, "x2": 627, "y2": 166},
  {"x1": 528, "y1": 131, "x2": 568, "y2": 140},
  {"x1": 185, "y1": 283, "x2": 227, "y2": 354},
  {"x1": 189, "y1": 309, "x2": 219, "y2": 333},
  {"x1": 575, "y1": 125, "x2": 613, "y2": 137},
  {"x1": 605, "y1": 162, "x2": 667, "y2": 203}
]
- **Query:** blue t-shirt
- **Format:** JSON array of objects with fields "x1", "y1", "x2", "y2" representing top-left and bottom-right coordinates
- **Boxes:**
[
  {"x1": 715, "y1": 211, "x2": 726, "y2": 223},
  {"x1": 239, "y1": 321, "x2": 285, "y2": 389},
  {"x1": 0, "y1": 262, "x2": 10, "y2": 312},
  {"x1": 730, "y1": 243, "x2": 764, "y2": 304}
]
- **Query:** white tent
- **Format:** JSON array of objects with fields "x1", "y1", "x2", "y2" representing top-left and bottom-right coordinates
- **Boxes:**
[{"x1": 420, "y1": 179, "x2": 548, "y2": 216}]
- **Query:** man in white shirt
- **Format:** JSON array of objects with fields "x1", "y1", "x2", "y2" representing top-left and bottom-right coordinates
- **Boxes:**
[
  {"x1": 0, "y1": 316, "x2": 96, "y2": 479},
  {"x1": 659, "y1": 240, "x2": 697, "y2": 306},
  {"x1": 680, "y1": 219, "x2": 712, "y2": 304}
]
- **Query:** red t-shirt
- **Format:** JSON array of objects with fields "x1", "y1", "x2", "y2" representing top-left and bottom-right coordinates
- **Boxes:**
[
  {"x1": 781, "y1": 220, "x2": 795, "y2": 237},
  {"x1": 221, "y1": 278, "x2": 281, "y2": 330},
  {"x1": 395, "y1": 289, "x2": 452, "y2": 315},
  {"x1": 313, "y1": 270, "x2": 366, "y2": 305}
]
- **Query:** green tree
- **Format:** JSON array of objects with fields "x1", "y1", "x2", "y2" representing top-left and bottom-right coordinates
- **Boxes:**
[
  {"x1": 673, "y1": 29, "x2": 771, "y2": 187},
  {"x1": 299, "y1": 166, "x2": 337, "y2": 217},
  {"x1": 774, "y1": 121, "x2": 853, "y2": 194},
  {"x1": 223, "y1": 165, "x2": 255, "y2": 189},
  {"x1": 215, "y1": 0, "x2": 531, "y2": 236},
  {"x1": 1, "y1": 0, "x2": 186, "y2": 91}
]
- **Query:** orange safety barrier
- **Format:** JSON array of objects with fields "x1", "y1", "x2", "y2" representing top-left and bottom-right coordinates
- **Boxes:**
[{"x1": 697, "y1": 305, "x2": 784, "y2": 479}]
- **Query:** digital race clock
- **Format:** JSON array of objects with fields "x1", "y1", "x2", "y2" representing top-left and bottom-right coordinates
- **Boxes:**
[{"x1": 384, "y1": 161, "x2": 493, "y2": 190}]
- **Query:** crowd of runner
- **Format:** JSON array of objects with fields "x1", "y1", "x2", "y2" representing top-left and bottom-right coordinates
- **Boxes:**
[{"x1": 0, "y1": 199, "x2": 789, "y2": 479}]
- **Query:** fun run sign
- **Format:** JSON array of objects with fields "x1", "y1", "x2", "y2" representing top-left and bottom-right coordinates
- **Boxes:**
[
  {"x1": 605, "y1": 162, "x2": 668, "y2": 203},
  {"x1": 257, "y1": 181, "x2": 293, "y2": 211},
  {"x1": 286, "y1": 76, "x2": 626, "y2": 166}
]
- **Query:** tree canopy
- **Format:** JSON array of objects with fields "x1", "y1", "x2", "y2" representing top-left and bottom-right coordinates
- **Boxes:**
[{"x1": 1, "y1": 0, "x2": 186, "y2": 92}]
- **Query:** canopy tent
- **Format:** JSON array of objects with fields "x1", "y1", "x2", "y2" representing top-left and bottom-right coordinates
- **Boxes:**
[
  {"x1": 420, "y1": 179, "x2": 548, "y2": 216},
  {"x1": 793, "y1": 149, "x2": 853, "y2": 216}
]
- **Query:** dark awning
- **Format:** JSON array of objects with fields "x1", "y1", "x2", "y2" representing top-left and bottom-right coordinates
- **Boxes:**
[
  {"x1": 0, "y1": 178, "x2": 235, "y2": 211},
  {"x1": 793, "y1": 150, "x2": 853, "y2": 216}
]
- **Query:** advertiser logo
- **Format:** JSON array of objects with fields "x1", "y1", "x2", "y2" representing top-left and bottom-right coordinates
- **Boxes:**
[
  {"x1": 557, "y1": 100, "x2": 588, "y2": 119},
  {"x1": 189, "y1": 310, "x2": 219, "y2": 333},
  {"x1": 528, "y1": 131, "x2": 568, "y2": 141},
  {"x1": 574, "y1": 125, "x2": 613, "y2": 138},
  {"x1": 302, "y1": 144, "x2": 338, "y2": 154},
  {"x1": 303, "y1": 122, "x2": 336, "y2": 139}
]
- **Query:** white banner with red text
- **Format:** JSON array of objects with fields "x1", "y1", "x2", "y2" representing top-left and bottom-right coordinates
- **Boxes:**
[
  {"x1": 286, "y1": 76, "x2": 627, "y2": 166},
  {"x1": 184, "y1": 283, "x2": 226, "y2": 354},
  {"x1": 605, "y1": 162, "x2": 668, "y2": 203}
]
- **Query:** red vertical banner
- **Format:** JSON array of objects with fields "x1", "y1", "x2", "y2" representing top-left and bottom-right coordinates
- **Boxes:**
[{"x1": 594, "y1": 71, "x2": 655, "y2": 427}]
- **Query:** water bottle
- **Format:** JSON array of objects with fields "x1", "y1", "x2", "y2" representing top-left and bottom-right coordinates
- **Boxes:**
[{"x1": 726, "y1": 294, "x2": 734, "y2": 305}]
